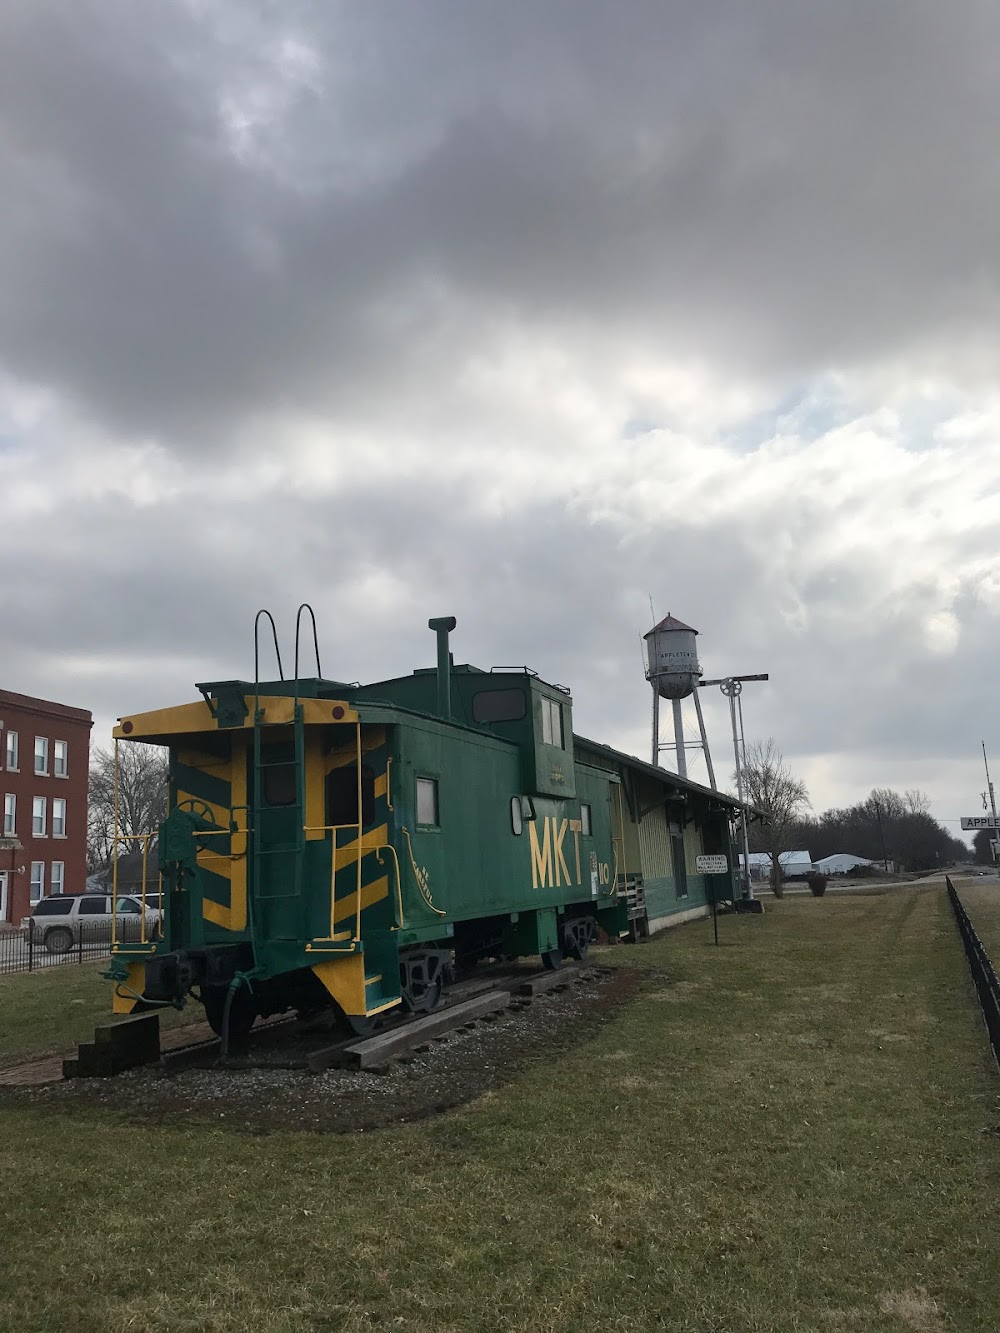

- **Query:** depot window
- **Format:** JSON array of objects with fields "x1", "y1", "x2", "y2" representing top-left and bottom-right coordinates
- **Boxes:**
[
  {"x1": 540, "y1": 698, "x2": 563, "y2": 748},
  {"x1": 34, "y1": 737, "x2": 49, "y2": 775},
  {"x1": 50, "y1": 862, "x2": 64, "y2": 894},
  {"x1": 3, "y1": 794, "x2": 14, "y2": 836},
  {"x1": 54, "y1": 740, "x2": 68, "y2": 777},
  {"x1": 30, "y1": 863, "x2": 44, "y2": 903},
  {"x1": 32, "y1": 797, "x2": 47, "y2": 837},
  {"x1": 473, "y1": 689, "x2": 527, "y2": 724},
  {"x1": 5, "y1": 731, "x2": 18, "y2": 771},
  {"x1": 416, "y1": 777, "x2": 439, "y2": 827},
  {"x1": 52, "y1": 799, "x2": 67, "y2": 838}
]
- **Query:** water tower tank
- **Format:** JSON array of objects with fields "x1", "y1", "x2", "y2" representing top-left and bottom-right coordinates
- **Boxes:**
[{"x1": 644, "y1": 614, "x2": 701, "y2": 699}]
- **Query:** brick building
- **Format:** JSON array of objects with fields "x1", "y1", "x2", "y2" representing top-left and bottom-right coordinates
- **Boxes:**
[{"x1": 0, "y1": 690, "x2": 93, "y2": 928}]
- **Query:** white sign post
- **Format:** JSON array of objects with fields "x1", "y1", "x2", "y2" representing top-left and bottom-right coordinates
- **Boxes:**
[{"x1": 960, "y1": 816, "x2": 1000, "y2": 830}]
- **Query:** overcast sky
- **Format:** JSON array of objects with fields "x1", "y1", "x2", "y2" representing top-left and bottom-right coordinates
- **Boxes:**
[{"x1": 4, "y1": 1, "x2": 999, "y2": 843}]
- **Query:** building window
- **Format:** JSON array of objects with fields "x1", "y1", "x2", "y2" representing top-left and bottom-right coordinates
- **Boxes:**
[
  {"x1": 34, "y1": 736, "x2": 49, "y2": 775},
  {"x1": 52, "y1": 798, "x2": 67, "y2": 838},
  {"x1": 416, "y1": 777, "x2": 439, "y2": 827},
  {"x1": 511, "y1": 796, "x2": 523, "y2": 835},
  {"x1": 32, "y1": 796, "x2": 47, "y2": 837},
  {"x1": 54, "y1": 740, "x2": 68, "y2": 778},
  {"x1": 3, "y1": 794, "x2": 14, "y2": 836},
  {"x1": 30, "y1": 862, "x2": 44, "y2": 903},
  {"x1": 50, "y1": 862, "x2": 64, "y2": 894},
  {"x1": 5, "y1": 731, "x2": 18, "y2": 771},
  {"x1": 580, "y1": 803, "x2": 592, "y2": 836},
  {"x1": 540, "y1": 698, "x2": 563, "y2": 747}
]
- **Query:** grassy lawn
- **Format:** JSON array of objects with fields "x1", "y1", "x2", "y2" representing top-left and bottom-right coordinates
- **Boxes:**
[
  {"x1": 0, "y1": 962, "x2": 191, "y2": 1067},
  {"x1": 2, "y1": 888, "x2": 1000, "y2": 1332}
]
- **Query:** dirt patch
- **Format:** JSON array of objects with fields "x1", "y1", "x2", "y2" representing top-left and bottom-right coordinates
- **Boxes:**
[
  {"x1": 0, "y1": 967, "x2": 642, "y2": 1136},
  {"x1": 879, "y1": 1288, "x2": 945, "y2": 1332}
]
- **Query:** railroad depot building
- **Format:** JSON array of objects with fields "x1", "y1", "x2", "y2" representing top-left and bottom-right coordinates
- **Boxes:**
[
  {"x1": 0, "y1": 689, "x2": 93, "y2": 928},
  {"x1": 574, "y1": 736, "x2": 746, "y2": 931}
]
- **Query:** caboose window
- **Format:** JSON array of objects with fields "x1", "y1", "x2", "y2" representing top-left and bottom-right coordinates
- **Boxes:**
[
  {"x1": 473, "y1": 689, "x2": 526, "y2": 724},
  {"x1": 326, "y1": 765, "x2": 376, "y2": 828},
  {"x1": 416, "y1": 777, "x2": 439, "y2": 826},
  {"x1": 580, "y1": 803, "x2": 592, "y2": 836},
  {"x1": 540, "y1": 698, "x2": 563, "y2": 747},
  {"x1": 510, "y1": 796, "x2": 523, "y2": 835}
]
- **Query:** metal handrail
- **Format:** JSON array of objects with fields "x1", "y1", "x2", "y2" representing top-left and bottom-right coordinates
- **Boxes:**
[
  {"x1": 293, "y1": 603, "x2": 322, "y2": 690},
  {"x1": 110, "y1": 831, "x2": 160, "y2": 946},
  {"x1": 253, "y1": 608, "x2": 285, "y2": 685}
]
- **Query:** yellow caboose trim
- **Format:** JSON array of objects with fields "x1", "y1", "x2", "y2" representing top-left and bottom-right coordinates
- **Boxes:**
[
  {"x1": 112, "y1": 963, "x2": 146, "y2": 1014},
  {"x1": 115, "y1": 695, "x2": 359, "y2": 741},
  {"x1": 310, "y1": 955, "x2": 401, "y2": 1017}
]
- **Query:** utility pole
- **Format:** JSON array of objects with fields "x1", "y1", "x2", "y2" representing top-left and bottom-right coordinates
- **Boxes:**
[
  {"x1": 700, "y1": 673, "x2": 768, "y2": 901},
  {"x1": 984, "y1": 742, "x2": 999, "y2": 864}
]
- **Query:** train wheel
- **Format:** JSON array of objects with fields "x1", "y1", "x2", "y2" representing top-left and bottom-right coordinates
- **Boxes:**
[
  {"x1": 203, "y1": 984, "x2": 256, "y2": 1043},
  {"x1": 344, "y1": 1013, "x2": 376, "y2": 1038},
  {"x1": 562, "y1": 918, "x2": 594, "y2": 963}
]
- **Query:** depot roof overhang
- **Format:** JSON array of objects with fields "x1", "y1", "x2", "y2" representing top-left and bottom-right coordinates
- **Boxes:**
[{"x1": 573, "y1": 734, "x2": 767, "y2": 821}]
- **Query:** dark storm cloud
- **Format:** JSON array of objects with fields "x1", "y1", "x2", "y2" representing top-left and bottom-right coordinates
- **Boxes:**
[{"x1": 3, "y1": 1, "x2": 1000, "y2": 442}]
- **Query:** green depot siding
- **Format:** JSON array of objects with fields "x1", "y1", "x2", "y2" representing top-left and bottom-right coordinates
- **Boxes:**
[{"x1": 573, "y1": 735, "x2": 744, "y2": 928}]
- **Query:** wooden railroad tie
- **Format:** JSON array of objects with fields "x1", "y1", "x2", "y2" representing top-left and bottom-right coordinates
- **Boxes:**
[{"x1": 308, "y1": 989, "x2": 511, "y2": 1072}]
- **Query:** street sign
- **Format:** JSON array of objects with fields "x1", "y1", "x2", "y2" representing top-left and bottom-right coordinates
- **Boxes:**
[
  {"x1": 961, "y1": 816, "x2": 1000, "y2": 830},
  {"x1": 696, "y1": 854, "x2": 729, "y2": 874}
]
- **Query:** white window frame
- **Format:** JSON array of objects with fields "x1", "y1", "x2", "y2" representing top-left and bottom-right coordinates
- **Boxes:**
[
  {"x1": 53, "y1": 739, "x2": 68, "y2": 778},
  {"x1": 32, "y1": 796, "x2": 47, "y2": 837},
  {"x1": 34, "y1": 736, "x2": 49, "y2": 776},
  {"x1": 5, "y1": 730, "x2": 18, "y2": 772},
  {"x1": 50, "y1": 861, "x2": 65, "y2": 894},
  {"x1": 580, "y1": 803, "x2": 592, "y2": 837},
  {"x1": 3, "y1": 794, "x2": 14, "y2": 837},
  {"x1": 52, "y1": 797, "x2": 67, "y2": 838},
  {"x1": 541, "y1": 698, "x2": 563, "y2": 748},
  {"x1": 415, "y1": 776, "x2": 440, "y2": 827},
  {"x1": 30, "y1": 862, "x2": 45, "y2": 904}
]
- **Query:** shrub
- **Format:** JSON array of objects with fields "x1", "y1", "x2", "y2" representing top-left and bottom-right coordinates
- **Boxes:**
[{"x1": 806, "y1": 872, "x2": 828, "y2": 897}]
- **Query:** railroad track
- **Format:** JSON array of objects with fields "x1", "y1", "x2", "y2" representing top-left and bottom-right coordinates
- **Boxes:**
[{"x1": 155, "y1": 962, "x2": 600, "y2": 1077}]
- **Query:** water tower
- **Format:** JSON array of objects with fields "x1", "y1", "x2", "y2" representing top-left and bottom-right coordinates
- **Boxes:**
[{"x1": 644, "y1": 613, "x2": 715, "y2": 786}]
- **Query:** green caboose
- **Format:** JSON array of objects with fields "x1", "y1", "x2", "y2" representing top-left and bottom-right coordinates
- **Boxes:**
[{"x1": 108, "y1": 616, "x2": 627, "y2": 1038}]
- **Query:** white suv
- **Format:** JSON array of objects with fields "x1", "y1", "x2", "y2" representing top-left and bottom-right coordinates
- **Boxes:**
[{"x1": 21, "y1": 894, "x2": 159, "y2": 954}]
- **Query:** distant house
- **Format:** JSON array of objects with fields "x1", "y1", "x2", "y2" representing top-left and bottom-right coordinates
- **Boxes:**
[
  {"x1": 740, "y1": 851, "x2": 816, "y2": 880},
  {"x1": 815, "y1": 853, "x2": 875, "y2": 876}
]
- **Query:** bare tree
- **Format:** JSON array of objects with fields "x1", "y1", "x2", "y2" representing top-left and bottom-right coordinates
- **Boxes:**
[
  {"x1": 88, "y1": 743, "x2": 169, "y2": 878},
  {"x1": 904, "y1": 789, "x2": 932, "y2": 816},
  {"x1": 740, "y1": 739, "x2": 810, "y2": 897}
]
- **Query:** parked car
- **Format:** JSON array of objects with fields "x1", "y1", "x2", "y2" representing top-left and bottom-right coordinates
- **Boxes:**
[{"x1": 20, "y1": 894, "x2": 159, "y2": 954}]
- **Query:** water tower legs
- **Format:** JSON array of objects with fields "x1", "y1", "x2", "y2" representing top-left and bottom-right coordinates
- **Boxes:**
[
  {"x1": 672, "y1": 698, "x2": 687, "y2": 779},
  {"x1": 692, "y1": 688, "x2": 716, "y2": 790}
]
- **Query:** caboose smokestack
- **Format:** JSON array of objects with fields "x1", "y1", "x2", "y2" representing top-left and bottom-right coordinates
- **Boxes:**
[{"x1": 428, "y1": 616, "x2": 457, "y2": 718}]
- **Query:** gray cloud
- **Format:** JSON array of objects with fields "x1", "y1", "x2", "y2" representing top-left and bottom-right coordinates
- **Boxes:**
[
  {"x1": 4, "y1": 2, "x2": 1000, "y2": 445},
  {"x1": 2, "y1": 2, "x2": 999, "y2": 842}
]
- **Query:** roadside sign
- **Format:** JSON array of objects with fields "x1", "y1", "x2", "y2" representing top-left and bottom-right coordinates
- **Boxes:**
[
  {"x1": 696, "y1": 854, "x2": 729, "y2": 874},
  {"x1": 961, "y1": 816, "x2": 1000, "y2": 830}
]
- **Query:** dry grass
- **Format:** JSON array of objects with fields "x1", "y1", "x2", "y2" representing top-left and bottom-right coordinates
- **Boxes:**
[{"x1": 1, "y1": 887, "x2": 999, "y2": 1331}]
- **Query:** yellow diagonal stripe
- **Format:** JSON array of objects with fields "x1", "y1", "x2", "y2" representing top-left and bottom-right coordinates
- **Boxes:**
[
  {"x1": 333, "y1": 825, "x2": 388, "y2": 871},
  {"x1": 333, "y1": 875, "x2": 389, "y2": 925}
]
